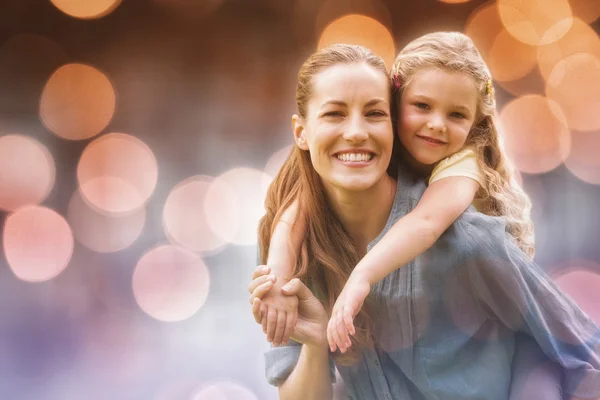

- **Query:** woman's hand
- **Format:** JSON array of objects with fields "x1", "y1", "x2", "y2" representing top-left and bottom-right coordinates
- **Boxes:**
[
  {"x1": 249, "y1": 265, "x2": 328, "y2": 348},
  {"x1": 247, "y1": 265, "x2": 298, "y2": 346}
]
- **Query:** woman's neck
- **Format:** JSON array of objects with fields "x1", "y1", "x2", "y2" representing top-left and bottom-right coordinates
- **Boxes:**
[{"x1": 323, "y1": 174, "x2": 397, "y2": 254}]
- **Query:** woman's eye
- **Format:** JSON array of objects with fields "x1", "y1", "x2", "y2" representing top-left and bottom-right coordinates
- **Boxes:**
[
  {"x1": 367, "y1": 110, "x2": 388, "y2": 117},
  {"x1": 323, "y1": 111, "x2": 343, "y2": 117},
  {"x1": 415, "y1": 102, "x2": 429, "y2": 110}
]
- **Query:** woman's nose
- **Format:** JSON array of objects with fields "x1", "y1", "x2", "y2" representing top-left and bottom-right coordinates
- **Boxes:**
[{"x1": 343, "y1": 115, "x2": 369, "y2": 142}]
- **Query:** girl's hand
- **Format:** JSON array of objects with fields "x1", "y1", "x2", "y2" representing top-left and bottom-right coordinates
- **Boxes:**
[
  {"x1": 248, "y1": 265, "x2": 298, "y2": 346},
  {"x1": 249, "y1": 265, "x2": 328, "y2": 348},
  {"x1": 327, "y1": 279, "x2": 370, "y2": 353}
]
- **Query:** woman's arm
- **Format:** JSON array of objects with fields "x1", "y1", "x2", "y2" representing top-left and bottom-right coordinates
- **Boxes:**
[
  {"x1": 509, "y1": 333, "x2": 563, "y2": 400},
  {"x1": 462, "y1": 217, "x2": 600, "y2": 399},
  {"x1": 249, "y1": 266, "x2": 333, "y2": 400}
]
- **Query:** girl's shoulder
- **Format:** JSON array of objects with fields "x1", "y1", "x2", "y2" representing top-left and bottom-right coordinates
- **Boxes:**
[
  {"x1": 429, "y1": 146, "x2": 482, "y2": 186},
  {"x1": 435, "y1": 146, "x2": 477, "y2": 170}
]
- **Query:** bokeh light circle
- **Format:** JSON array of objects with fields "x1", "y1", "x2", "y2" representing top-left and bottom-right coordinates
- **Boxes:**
[
  {"x1": 204, "y1": 168, "x2": 272, "y2": 246},
  {"x1": 499, "y1": 95, "x2": 571, "y2": 173},
  {"x1": 77, "y1": 133, "x2": 158, "y2": 214},
  {"x1": 317, "y1": 14, "x2": 395, "y2": 69},
  {"x1": 0, "y1": 134, "x2": 55, "y2": 212},
  {"x1": 50, "y1": 0, "x2": 122, "y2": 19},
  {"x1": 132, "y1": 245, "x2": 210, "y2": 322},
  {"x1": 498, "y1": 0, "x2": 573, "y2": 46},
  {"x1": 488, "y1": 29, "x2": 538, "y2": 82},
  {"x1": 564, "y1": 130, "x2": 600, "y2": 185},
  {"x1": 537, "y1": 17, "x2": 600, "y2": 82},
  {"x1": 465, "y1": 2, "x2": 538, "y2": 83},
  {"x1": 192, "y1": 381, "x2": 258, "y2": 400},
  {"x1": 4, "y1": 206, "x2": 74, "y2": 282},
  {"x1": 163, "y1": 175, "x2": 226, "y2": 253},
  {"x1": 553, "y1": 262, "x2": 600, "y2": 324},
  {"x1": 67, "y1": 189, "x2": 145, "y2": 253},
  {"x1": 40, "y1": 63, "x2": 116, "y2": 140},
  {"x1": 546, "y1": 52, "x2": 600, "y2": 132},
  {"x1": 264, "y1": 145, "x2": 293, "y2": 178}
]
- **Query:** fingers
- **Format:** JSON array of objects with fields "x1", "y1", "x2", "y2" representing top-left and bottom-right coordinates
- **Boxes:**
[
  {"x1": 248, "y1": 279, "x2": 274, "y2": 304},
  {"x1": 327, "y1": 319, "x2": 337, "y2": 353},
  {"x1": 281, "y1": 278, "x2": 311, "y2": 299},
  {"x1": 266, "y1": 307, "x2": 277, "y2": 343},
  {"x1": 328, "y1": 309, "x2": 352, "y2": 353},
  {"x1": 335, "y1": 312, "x2": 351, "y2": 352},
  {"x1": 261, "y1": 303, "x2": 268, "y2": 334},
  {"x1": 251, "y1": 265, "x2": 271, "y2": 280},
  {"x1": 248, "y1": 274, "x2": 276, "y2": 297},
  {"x1": 342, "y1": 305, "x2": 356, "y2": 336},
  {"x1": 252, "y1": 298, "x2": 262, "y2": 324},
  {"x1": 281, "y1": 310, "x2": 296, "y2": 346},
  {"x1": 272, "y1": 310, "x2": 287, "y2": 346}
]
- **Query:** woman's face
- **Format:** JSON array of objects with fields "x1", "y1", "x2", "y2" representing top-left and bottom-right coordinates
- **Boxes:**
[{"x1": 293, "y1": 63, "x2": 393, "y2": 194}]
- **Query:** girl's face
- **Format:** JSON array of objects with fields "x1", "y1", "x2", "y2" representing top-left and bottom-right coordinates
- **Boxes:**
[
  {"x1": 397, "y1": 68, "x2": 479, "y2": 166},
  {"x1": 293, "y1": 62, "x2": 393, "y2": 194}
]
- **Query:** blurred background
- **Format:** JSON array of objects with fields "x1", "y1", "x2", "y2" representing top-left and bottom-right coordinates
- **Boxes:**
[{"x1": 0, "y1": 0, "x2": 599, "y2": 398}]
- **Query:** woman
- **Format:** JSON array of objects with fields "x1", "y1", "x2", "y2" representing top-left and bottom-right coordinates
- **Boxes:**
[{"x1": 249, "y1": 43, "x2": 598, "y2": 399}]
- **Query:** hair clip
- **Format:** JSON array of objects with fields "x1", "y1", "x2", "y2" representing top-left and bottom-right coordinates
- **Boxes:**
[{"x1": 486, "y1": 79, "x2": 494, "y2": 96}]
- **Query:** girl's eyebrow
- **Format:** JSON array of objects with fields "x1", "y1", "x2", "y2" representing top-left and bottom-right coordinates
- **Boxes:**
[{"x1": 410, "y1": 94, "x2": 472, "y2": 113}]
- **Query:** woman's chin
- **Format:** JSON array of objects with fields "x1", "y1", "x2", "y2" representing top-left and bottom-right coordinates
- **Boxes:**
[{"x1": 329, "y1": 174, "x2": 383, "y2": 193}]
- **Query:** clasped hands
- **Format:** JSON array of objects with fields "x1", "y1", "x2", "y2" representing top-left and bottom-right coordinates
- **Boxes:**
[{"x1": 248, "y1": 265, "x2": 370, "y2": 353}]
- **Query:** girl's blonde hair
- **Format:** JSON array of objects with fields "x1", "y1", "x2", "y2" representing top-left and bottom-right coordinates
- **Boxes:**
[
  {"x1": 258, "y1": 44, "x2": 392, "y2": 364},
  {"x1": 391, "y1": 32, "x2": 535, "y2": 258}
]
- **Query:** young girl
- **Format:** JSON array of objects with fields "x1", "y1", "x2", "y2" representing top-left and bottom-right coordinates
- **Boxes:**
[{"x1": 257, "y1": 32, "x2": 534, "y2": 355}]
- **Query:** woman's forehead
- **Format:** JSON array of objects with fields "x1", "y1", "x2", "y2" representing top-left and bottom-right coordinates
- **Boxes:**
[{"x1": 310, "y1": 63, "x2": 390, "y2": 103}]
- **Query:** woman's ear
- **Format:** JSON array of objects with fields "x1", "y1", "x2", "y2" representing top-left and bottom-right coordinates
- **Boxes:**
[{"x1": 292, "y1": 114, "x2": 308, "y2": 150}]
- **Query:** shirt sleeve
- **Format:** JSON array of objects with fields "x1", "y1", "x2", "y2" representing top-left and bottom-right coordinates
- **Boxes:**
[
  {"x1": 429, "y1": 147, "x2": 483, "y2": 186},
  {"x1": 264, "y1": 340, "x2": 337, "y2": 387},
  {"x1": 459, "y1": 213, "x2": 600, "y2": 399}
]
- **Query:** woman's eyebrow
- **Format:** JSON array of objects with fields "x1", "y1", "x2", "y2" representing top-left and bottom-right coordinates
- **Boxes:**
[{"x1": 365, "y1": 98, "x2": 388, "y2": 107}]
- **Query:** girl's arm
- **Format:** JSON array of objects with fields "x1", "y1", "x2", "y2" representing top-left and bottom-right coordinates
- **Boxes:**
[
  {"x1": 261, "y1": 199, "x2": 307, "y2": 346},
  {"x1": 328, "y1": 176, "x2": 479, "y2": 352},
  {"x1": 267, "y1": 199, "x2": 306, "y2": 280},
  {"x1": 350, "y1": 176, "x2": 479, "y2": 286}
]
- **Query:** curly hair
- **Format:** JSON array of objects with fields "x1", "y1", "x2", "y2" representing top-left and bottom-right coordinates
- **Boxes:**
[{"x1": 391, "y1": 32, "x2": 535, "y2": 258}]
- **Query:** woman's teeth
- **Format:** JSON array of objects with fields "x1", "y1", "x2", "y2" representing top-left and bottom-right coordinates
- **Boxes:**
[{"x1": 336, "y1": 153, "x2": 373, "y2": 162}]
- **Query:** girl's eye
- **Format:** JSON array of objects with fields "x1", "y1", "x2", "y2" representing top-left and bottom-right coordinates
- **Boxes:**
[
  {"x1": 415, "y1": 102, "x2": 429, "y2": 110},
  {"x1": 450, "y1": 112, "x2": 466, "y2": 119},
  {"x1": 323, "y1": 111, "x2": 344, "y2": 117}
]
